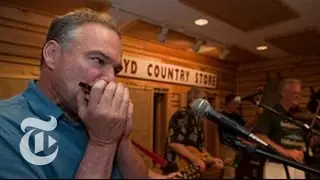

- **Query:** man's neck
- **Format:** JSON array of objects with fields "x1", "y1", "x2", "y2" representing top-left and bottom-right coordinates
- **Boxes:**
[
  {"x1": 280, "y1": 99, "x2": 291, "y2": 111},
  {"x1": 37, "y1": 75, "x2": 61, "y2": 106},
  {"x1": 224, "y1": 108, "x2": 233, "y2": 114},
  {"x1": 37, "y1": 74, "x2": 80, "y2": 123}
]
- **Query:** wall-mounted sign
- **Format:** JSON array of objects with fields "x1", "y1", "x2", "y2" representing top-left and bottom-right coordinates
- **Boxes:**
[{"x1": 118, "y1": 55, "x2": 217, "y2": 89}]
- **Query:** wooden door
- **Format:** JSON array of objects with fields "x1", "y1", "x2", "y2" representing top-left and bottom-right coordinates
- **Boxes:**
[
  {"x1": 153, "y1": 93, "x2": 168, "y2": 156},
  {"x1": 128, "y1": 87, "x2": 154, "y2": 168}
]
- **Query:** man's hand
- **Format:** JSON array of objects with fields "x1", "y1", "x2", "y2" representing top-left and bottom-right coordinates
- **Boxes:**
[
  {"x1": 201, "y1": 152, "x2": 211, "y2": 159},
  {"x1": 211, "y1": 158, "x2": 224, "y2": 169},
  {"x1": 191, "y1": 157, "x2": 206, "y2": 172},
  {"x1": 148, "y1": 170, "x2": 182, "y2": 179},
  {"x1": 200, "y1": 153, "x2": 224, "y2": 169},
  {"x1": 77, "y1": 80, "x2": 130, "y2": 145},
  {"x1": 121, "y1": 100, "x2": 133, "y2": 142},
  {"x1": 161, "y1": 172, "x2": 183, "y2": 179},
  {"x1": 283, "y1": 149, "x2": 304, "y2": 163}
]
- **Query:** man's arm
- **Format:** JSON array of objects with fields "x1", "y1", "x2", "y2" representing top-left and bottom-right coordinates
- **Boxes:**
[
  {"x1": 168, "y1": 143, "x2": 198, "y2": 162},
  {"x1": 256, "y1": 134, "x2": 287, "y2": 155},
  {"x1": 148, "y1": 169, "x2": 182, "y2": 179},
  {"x1": 167, "y1": 115, "x2": 198, "y2": 162},
  {"x1": 255, "y1": 111, "x2": 287, "y2": 154},
  {"x1": 202, "y1": 147, "x2": 208, "y2": 153},
  {"x1": 256, "y1": 133, "x2": 304, "y2": 163},
  {"x1": 116, "y1": 140, "x2": 149, "y2": 179},
  {"x1": 115, "y1": 101, "x2": 149, "y2": 179},
  {"x1": 75, "y1": 81, "x2": 134, "y2": 179},
  {"x1": 167, "y1": 114, "x2": 206, "y2": 172},
  {"x1": 254, "y1": 111, "x2": 304, "y2": 163},
  {"x1": 75, "y1": 142, "x2": 117, "y2": 179}
]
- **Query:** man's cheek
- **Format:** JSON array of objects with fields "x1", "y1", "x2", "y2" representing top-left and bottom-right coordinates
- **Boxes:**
[{"x1": 86, "y1": 68, "x2": 102, "y2": 84}]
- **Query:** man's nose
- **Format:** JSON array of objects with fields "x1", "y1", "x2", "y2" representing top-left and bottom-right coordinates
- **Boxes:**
[{"x1": 100, "y1": 66, "x2": 116, "y2": 82}]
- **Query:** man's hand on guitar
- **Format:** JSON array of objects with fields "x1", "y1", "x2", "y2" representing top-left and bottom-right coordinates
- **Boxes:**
[
  {"x1": 162, "y1": 172, "x2": 183, "y2": 179},
  {"x1": 283, "y1": 149, "x2": 304, "y2": 163},
  {"x1": 148, "y1": 170, "x2": 182, "y2": 179},
  {"x1": 212, "y1": 158, "x2": 224, "y2": 169},
  {"x1": 191, "y1": 157, "x2": 206, "y2": 172}
]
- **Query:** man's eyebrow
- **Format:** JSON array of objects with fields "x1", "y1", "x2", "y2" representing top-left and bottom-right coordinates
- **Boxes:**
[{"x1": 87, "y1": 50, "x2": 112, "y2": 60}]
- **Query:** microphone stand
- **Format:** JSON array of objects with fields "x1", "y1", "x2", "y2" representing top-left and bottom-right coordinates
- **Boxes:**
[
  {"x1": 223, "y1": 136, "x2": 320, "y2": 177},
  {"x1": 251, "y1": 100, "x2": 320, "y2": 137}
]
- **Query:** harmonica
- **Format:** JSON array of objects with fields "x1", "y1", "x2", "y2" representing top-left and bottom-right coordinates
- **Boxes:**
[{"x1": 79, "y1": 82, "x2": 92, "y2": 94}]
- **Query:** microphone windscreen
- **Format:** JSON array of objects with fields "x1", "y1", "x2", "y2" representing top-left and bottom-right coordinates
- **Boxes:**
[{"x1": 191, "y1": 98, "x2": 210, "y2": 117}]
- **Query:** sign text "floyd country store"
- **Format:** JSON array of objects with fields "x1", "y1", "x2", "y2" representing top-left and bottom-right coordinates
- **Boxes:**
[{"x1": 118, "y1": 56, "x2": 217, "y2": 89}]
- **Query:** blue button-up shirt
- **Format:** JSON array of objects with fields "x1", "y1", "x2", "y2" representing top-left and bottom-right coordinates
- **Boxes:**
[{"x1": 0, "y1": 81, "x2": 122, "y2": 178}]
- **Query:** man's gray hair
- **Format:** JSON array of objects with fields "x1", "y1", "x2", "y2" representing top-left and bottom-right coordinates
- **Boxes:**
[
  {"x1": 40, "y1": 8, "x2": 120, "y2": 65},
  {"x1": 187, "y1": 86, "x2": 205, "y2": 104},
  {"x1": 279, "y1": 78, "x2": 302, "y2": 92}
]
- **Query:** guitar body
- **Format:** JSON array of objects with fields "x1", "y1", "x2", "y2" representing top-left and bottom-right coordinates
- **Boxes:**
[
  {"x1": 176, "y1": 146, "x2": 204, "y2": 172},
  {"x1": 175, "y1": 146, "x2": 223, "y2": 178}
]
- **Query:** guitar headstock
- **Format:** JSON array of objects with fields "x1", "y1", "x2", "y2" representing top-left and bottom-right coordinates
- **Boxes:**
[{"x1": 180, "y1": 164, "x2": 201, "y2": 179}]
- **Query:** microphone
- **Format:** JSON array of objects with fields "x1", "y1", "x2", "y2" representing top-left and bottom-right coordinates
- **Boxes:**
[
  {"x1": 234, "y1": 88, "x2": 264, "y2": 103},
  {"x1": 191, "y1": 98, "x2": 269, "y2": 148}
]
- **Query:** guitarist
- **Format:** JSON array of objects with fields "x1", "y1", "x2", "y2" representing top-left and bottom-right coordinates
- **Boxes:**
[
  {"x1": 255, "y1": 78, "x2": 306, "y2": 179},
  {"x1": 162, "y1": 87, "x2": 224, "y2": 177}
]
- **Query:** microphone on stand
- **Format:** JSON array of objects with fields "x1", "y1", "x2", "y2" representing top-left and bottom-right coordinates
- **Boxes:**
[
  {"x1": 234, "y1": 88, "x2": 264, "y2": 103},
  {"x1": 191, "y1": 98, "x2": 273, "y2": 151}
]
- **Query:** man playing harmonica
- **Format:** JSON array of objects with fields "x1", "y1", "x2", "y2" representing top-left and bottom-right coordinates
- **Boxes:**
[{"x1": 0, "y1": 8, "x2": 180, "y2": 179}]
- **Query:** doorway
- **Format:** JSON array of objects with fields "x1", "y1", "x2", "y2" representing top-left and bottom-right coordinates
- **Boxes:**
[
  {"x1": 153, "y1": 89, "x2": 168, "y2": 157},
  {"x1": 128, "y1": 87, "x2": 154, "y2": 168}
]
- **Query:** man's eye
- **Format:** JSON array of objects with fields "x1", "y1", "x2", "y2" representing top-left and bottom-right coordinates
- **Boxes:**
[{"x1": 92, "y1": 57, "x2": 105, "y2": 66}]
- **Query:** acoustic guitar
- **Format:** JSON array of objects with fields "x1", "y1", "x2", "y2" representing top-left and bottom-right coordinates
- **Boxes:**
[
  {"x1": 175, "y1": 146, "x2": 223, "y2": 178},
  {"x1": 131, "y1": 140, "x2": 201, "y2": 179}
]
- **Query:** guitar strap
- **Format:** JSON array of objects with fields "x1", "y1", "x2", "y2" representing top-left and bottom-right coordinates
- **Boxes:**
[{"x1": 131, "y1": 140, "x2": 168, "y2": 168}]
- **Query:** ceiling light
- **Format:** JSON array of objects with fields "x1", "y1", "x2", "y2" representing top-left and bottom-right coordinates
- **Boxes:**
[
  {"x1": 256, "y1": 45, "x2": 268, "y2": 51},
  {"x1": 194, "y1": 18, "x2": 208, "y2": 26}
]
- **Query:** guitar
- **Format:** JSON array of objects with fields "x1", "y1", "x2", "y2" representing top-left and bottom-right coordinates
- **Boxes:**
[
  {"x1": 131, "y1": 140, "x2": 201, "y2": 179},
  {"x1": 176, "y1": 146, "x2": 223, "y2": 178},
  {"x1": 179, "y1": 164, "x2": 201, "y2": 179}
]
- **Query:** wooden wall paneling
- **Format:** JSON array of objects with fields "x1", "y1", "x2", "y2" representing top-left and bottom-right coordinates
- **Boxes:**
[
  {"x1": 0, "y1": 6, "x2": 53, "y2": 28},
  {"x1": 0, "y1": 62, "x2": 39, "y2": 79},
  {"x1": 0, "y1": 78, "x2": 29, "y2": 99},
  {"x1": 237, "y1": 56, "x2": 302, "y2": 72}
]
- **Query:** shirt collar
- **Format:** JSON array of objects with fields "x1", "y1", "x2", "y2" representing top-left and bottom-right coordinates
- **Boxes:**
[{"x1": 22, "y1": 80, "x2": 64, "y2": 120}]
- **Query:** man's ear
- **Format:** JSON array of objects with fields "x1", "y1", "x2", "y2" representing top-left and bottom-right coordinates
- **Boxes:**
[{"x1": 42, "y1": 40, "x2": 61, "y2": 70}]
